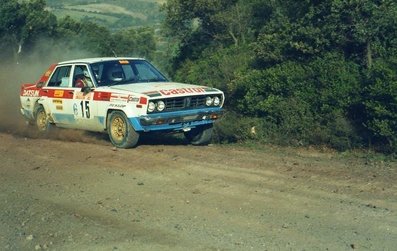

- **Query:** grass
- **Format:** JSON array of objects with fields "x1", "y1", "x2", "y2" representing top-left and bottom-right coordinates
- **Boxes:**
[
  {"x1": 47, "y1": 0, "x2": 164, "y2": 30},
  {"x1": 52, "y1": 9, "x2": 119, "y2": 24},
  {"x1": 64, "y1": 4, "x2": 148, "y2": 20}
]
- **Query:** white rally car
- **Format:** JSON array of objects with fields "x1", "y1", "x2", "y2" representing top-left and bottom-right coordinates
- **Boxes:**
[{"x1": 20, "y1": 57, "x2": 224, "y2": 148}]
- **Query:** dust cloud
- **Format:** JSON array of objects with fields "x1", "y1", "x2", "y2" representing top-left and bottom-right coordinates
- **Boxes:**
[
  {"x1": 0, "y1": 42, "x2": 109, "y2": 145},
  {"x1": 0, "y1": 63, "x2": 33, "y2": 133}
]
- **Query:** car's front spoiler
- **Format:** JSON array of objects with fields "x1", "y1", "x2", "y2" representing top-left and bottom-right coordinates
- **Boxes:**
[{"x1": 130, "y1": 108, "x2": 223, "y2": 132}]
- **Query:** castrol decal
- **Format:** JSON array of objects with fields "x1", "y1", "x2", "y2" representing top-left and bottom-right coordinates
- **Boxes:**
[{"x1": 159, "y1": 87, "x2": 206, "y2": 96}]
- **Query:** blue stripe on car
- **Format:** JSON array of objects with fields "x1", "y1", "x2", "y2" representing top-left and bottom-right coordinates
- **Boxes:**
[{"x1": 129, "y1": 107, "x2": 222, "y2": 132}]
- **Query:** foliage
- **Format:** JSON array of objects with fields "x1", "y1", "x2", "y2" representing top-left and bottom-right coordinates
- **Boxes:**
[
  {"x1": 46, "y1": 0, "x2": 164, "y2": 30},
  {"x1": 1, "y1": 0, "x2": 396, "y2": 153},
  {"x1": 233, "y1": 53, "x2": 362, "y2": 149},
  {"x1": 212, "y1": 111, "x2": 259, "y2": 143},
  {"x1": 172, "y1": 45, "x2": 253, "y2": 104},
  {"x1": 163, "y1": 0, "x2": 397, "y2": 153},
  {"x1": 361, "y1": 59, "x2": 397, "y2": 153},
  {"x1": 0, "y1": 0, "x2": 157, "y2": 62},
  {"x1": 0, "y1": 0, "x2": 57, "y2": 61}
]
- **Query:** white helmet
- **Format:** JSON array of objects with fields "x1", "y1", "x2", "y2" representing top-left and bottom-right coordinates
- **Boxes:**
[
  {"x1": 83, "y1": 70, "x2": 90, "y2": 78},
  {"x1": 107, "y1": 66, "x2": 123, "y2": 82}
]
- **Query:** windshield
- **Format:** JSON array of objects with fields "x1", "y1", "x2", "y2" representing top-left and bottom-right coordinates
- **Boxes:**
[{"x1": 91, "y1": 59, "x2": 168, "y2": 86}]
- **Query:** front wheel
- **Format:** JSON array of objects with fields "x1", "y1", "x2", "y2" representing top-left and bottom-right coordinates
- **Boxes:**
[
  {"x1": 184, "y1": 125, "x2": 213, "y2": 146},
  {"x1": 107, "y1": 111, "x2": 139, "y2": 148}
]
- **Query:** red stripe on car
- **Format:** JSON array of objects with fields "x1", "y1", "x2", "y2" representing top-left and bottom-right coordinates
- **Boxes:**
[
  {"x1": 93, "y1": 91, "x2": 111, "y2": 101},
  {"x1": 42, "y1": 89, "x2": 74, "y2": 99}
]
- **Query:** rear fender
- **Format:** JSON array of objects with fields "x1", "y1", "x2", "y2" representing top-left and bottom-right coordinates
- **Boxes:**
[{"x1": 36, "y1": 98, "x2": 54, "y2": 123}]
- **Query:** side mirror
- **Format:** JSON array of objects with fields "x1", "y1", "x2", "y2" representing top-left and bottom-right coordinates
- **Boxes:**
[{"x1": 81, "y1": 86, "x2": 91, "y2": 94}]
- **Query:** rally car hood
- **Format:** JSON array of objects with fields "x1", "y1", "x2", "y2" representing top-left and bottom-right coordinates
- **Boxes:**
[{"x1": 107, "y1": 82, "x2": 221, "y2": 98}]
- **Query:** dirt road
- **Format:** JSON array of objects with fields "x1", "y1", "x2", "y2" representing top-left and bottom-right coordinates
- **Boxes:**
[{"x1": 0, "y1": 131, "x2": 396, "y2": 251}]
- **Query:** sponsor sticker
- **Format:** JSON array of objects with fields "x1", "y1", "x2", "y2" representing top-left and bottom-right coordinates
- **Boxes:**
[
  {"x1": 110, "y1": 94, "x2": 129, "y2": 103},
  {"x1": 73, "y1": 103, "x2": 78, "y2": 116},
  {"x1": 128, "y1": 95, "x2": 140, "y2": 103},
  {"x1": 52, "y1": 99, "x2": 63, "y2": 104},
  {"x1": 22, "y1": 90, "x2": 40, "y2": 97},
  {"x1": 54, "y1": 90, "x2": 64, "y2": 98},
  {"x1": 109, "y1": 104, "x2": 127, "y2": 108},
  {"x1": 75, "y1": 92, "x2": 91, "y2": 100},
  {"x1": 159, "y1": 87, "x2": 206, "y2": 96},
  {"x1": 56, "y1": 105, "x2": 63, "y2": 111}
]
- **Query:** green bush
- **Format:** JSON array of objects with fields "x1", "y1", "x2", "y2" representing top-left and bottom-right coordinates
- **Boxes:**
[
  {"x1": 232, "y1": 53, "x2": 363, "y2": 150},
  {"x1": 212, "y1": 111, "x2": 260, "y2": 143},
  {"x1": 173, "y1": 45, "x2": 253, "y2": 105},
  {"x1": 362, "y1": 59, "x2": 397, "y2": 153}
]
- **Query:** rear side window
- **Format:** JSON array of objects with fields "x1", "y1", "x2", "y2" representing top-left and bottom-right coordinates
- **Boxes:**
[{"x1": 48, "y1": 66, "x2": 71, "y2": 87}]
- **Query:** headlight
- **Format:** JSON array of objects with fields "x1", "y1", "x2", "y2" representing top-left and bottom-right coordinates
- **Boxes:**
[
  {"x1": 213, "y1": 96, "x2": 221, "y2": 106},
  {"x1": 205, "y1": 96, "x2": 213, "y2": 106},
  {"x1": 148, "y1": 101, "x2": 156, "y2": 113},
  {"x1": 157, "y1": 101, "x2": 165, "y2": 111}
]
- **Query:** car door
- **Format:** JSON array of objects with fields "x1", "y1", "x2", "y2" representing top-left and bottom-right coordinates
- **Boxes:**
[
  {"x1": 42, "y1": 65, "x2": 76, "y2": 127},
  {"x1": 69, "y1": 64, "x2": 100, "y2": 130}
]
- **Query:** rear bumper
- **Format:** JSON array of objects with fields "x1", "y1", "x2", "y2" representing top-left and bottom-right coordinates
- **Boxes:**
[
  {"x1": 20, "y1": 108, "x2": 34, "y2": 121},
  {"x1": 130, "y1": 108, "x2": 223, "y2": 132}
]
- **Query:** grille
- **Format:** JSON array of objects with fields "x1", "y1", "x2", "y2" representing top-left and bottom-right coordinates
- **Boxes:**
[{"x1": 163, "y1": 95, "x2": 207, "y2": 112}]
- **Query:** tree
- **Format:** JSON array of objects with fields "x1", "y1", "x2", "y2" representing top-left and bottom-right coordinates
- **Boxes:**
[
  {"x1": 0, "y1": 0, "x2": 24, "y2": 60},
  {"x1": 162, "y1": 0, "x2": 240, "y2": 70},
  {"x1": 110, "y1": 27, "x2": 156, "y2": 59},
  {"x1": 361, "y1": 59, "x2": 397, "y2": 152},
  {"x1": 254, "y1": 0, "x2": 397, "y2": 68},
  {"x1": 0, "y1": 0, "x2": 57, "y2": 62}
]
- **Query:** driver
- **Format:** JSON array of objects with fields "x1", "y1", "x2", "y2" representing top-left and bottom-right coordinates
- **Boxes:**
[
  {"x1": 106, "y1": 65, "x2": 124, "y2": 82},
  {"x1": 75, "y1": 70, "x2": 93, "y2": 88}
]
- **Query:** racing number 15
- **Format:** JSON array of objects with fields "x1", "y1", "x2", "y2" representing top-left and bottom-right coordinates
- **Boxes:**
[{"x1": 80, "y1": 101, "x2": 90, "y2": 118}]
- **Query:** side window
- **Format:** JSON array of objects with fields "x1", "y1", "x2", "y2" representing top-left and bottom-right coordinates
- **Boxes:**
[
  {"x1": 47, "y1": 66, "x2": 71, "y2": 87},
  {"x1": 73, "y1": 65, "x2": 94, "y2": 88}
]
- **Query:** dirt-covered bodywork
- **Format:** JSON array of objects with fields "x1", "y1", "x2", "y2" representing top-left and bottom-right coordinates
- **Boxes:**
[{"x1": 20, "y1": 57, "x2": 224, "y2": 148}]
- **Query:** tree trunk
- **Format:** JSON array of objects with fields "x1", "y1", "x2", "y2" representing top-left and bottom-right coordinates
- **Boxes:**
[{"x1": 229, "y1": 30, "x2": 239, "y2": 47}]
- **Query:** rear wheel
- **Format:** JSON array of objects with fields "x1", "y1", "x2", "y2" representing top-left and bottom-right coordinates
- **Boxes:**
[
  {"x1": 184, "y1": 124, "x2": 213, "y2": 146},
  {"x1": 108, "y1": 111, "x2": 139, "y2": 148},
  {"x1": 34, "y1": 105, "x2": 51, "y2": 133}
]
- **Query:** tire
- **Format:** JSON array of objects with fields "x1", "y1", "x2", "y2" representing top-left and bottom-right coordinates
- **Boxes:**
[
  {"x1": 184, "y1": 124, "x2": 213, "y2": 146},
  {"x1": 34, "y1": 105, "x2": 51, "y2": 133},
  {"x1": 107, "y1": 111, "x2": 139, "y2": 148}
]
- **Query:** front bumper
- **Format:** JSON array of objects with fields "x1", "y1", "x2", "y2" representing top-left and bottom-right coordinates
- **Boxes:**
[{"x1": 130, "y1": 108, "x2": 223, "y2": 132}]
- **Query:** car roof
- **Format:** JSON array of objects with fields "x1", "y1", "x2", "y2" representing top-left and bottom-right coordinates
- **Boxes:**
[{"x1": 58, "y1": 57, "x2": 146, "y2": 65}]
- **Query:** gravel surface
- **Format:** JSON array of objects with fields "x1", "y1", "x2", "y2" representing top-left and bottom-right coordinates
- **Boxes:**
[{"x1": 0, "y1": 132, "x2": 396, "y2": 250}]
